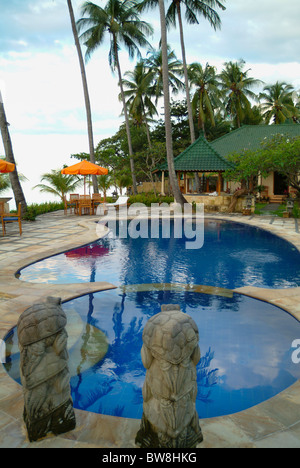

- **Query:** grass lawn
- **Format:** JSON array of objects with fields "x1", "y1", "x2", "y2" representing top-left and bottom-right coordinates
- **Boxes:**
[{"x1": 255, "y1": 201, "x2": 300, "y2": 218}]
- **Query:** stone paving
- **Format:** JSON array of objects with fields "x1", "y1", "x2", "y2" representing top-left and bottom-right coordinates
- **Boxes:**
[{"x1": 0, "y1": 209, "x2": 299, "y2": 448}]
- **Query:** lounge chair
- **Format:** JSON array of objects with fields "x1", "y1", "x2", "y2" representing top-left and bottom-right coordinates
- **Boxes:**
[
  {"x1": 1, "y1": 202, "x2": 22, "y2": 236},
  {"x1": 97, "y1": 196, "x2": 129, "y2": 216}
]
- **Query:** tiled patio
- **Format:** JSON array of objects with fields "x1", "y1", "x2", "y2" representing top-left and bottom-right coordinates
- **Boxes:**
[{"x1": 0, "y1": 209, "x2": 299, "y2": 448}]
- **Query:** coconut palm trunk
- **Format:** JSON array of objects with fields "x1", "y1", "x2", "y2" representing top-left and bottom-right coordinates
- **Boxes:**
[
  {"x1": 158, "y1": 0, "x2": 186, "y2": 207},
  {"x1": 113, "y1": 39, "x2": 138, "y2": 195},
  {"x1": 67, "y1": 0, "x2": 99, "y2": 193},
  {"x1": 76, "y1": 1, "x2": 153, "y2": 197},
  {"x1": 175, "y1": 1, "x2": 195, "y2": 143},
  {"x1": 176, "y1": 2, "x2": 200, "y2": 191},
  {"x1": 0, "y1": 92, "x2": 27, "y2": 213}
]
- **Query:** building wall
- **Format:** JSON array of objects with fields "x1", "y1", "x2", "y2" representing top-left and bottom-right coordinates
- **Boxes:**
[{"x1": 185, "y1": 194, "x2": 253, "y2": 213}]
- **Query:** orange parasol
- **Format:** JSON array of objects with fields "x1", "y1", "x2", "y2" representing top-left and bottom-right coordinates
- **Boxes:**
[
  {"x1": 0, "y1": 160, "x2": 15, "y2": 173},
  {"x1": 61, "y1": 160, "x2": 108, "y2": 194}
]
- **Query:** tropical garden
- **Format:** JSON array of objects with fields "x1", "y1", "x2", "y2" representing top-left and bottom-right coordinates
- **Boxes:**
[{"x1": 1, "y1": 0, "x2": 300, "y2": 218}]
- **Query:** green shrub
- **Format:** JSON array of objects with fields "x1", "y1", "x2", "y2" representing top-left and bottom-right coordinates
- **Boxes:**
[
  {"x1": 22, "y1": 201, "x2": 64, "y2": 221},
  {"x1": 128, "y1": 193, "x2": 174, "y2": 206},
  {"x1": 292, "y1": 202, "x2": 300, "y2": 219}
]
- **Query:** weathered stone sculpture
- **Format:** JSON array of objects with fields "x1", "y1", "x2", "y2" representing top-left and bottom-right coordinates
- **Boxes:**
[
  {"x1": 135, "y1": 304, "x2": 203, "y2": 448},
  {"x1": 17, "y1": 297, "x2": 76, "y2": 442}
]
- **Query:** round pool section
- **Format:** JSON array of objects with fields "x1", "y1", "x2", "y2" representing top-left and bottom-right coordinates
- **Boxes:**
[
  {"x1": 3, "y1": 289, "x2": 300, "y2": 419},
  {"x1": 18, "y1": 219, "x2": 300, "y2": 289}
]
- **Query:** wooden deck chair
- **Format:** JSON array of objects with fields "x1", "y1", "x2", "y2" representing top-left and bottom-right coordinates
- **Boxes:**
[
  {"x1": 64, "y1": 195, "x2": 78, "y2": 215},
  {"x1": 78, "y1": 195, "x2": 92, "y2": 216},
  {"x1": 91, "y1": 193, "x2": 104, "y2": 214},
  {"x1": 1, "y1": 202, "x2": 22, "y2": 236}
]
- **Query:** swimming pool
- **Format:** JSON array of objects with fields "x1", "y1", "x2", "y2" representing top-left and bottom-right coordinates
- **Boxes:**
[
  {"x1": 19, "y1": 219, "x2": 300, "y2": 289},
  {"x1": 4, "y1": 289, "x2": 300, "y2": 419},
  {"x1": 5, "y1": 219, "x2": 300, "y2": 419}
]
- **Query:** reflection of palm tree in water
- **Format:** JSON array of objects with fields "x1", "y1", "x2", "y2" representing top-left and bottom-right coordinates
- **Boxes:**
[
  {"x1": 110, "y1": 292, "x2": 145, "y2": 376},
  {"x1": 72, "y1": 290, "x2": 145, "y2": 410},
  {"x1": 71, "y1": 288, "x2": 98, "y2": 407},
  {"x1": 72, "y1": 263, "x2": 108, "y2": 407},
  {"x1": 197, "y1": 347, "x2": 219, "y2": 405}
]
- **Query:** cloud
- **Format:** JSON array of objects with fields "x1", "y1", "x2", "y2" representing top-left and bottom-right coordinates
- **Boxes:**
[
  {"x1": 0, "y1": 0, "x2": 85, "y2": 55},
  {"x1": 172, "y1": 0, "x2": 300, "y2": 65},
  {"x1": 0, "y1": 44, "x2": 126, "y2": 136}
]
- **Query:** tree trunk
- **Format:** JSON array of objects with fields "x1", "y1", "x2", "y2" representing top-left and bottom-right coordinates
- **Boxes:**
[
  {"x1": 227, "y1": 188, "x2": 247, "y2": 213},
  {"x1": 0, "y1": 93, "x2": 27, "y2": 214},
  {"x1": 67, "y1": 0, "x2": 99, "y2": 193},
  {"x1": 176, "y1": 2, "x2": 195, "y2": 143},
  {"x1": 142, "y1": 102, "x2": 152, "y2": 149},
  {"x1": 158, "y1": 0, "x2": 186, "y2": 207},
  {"x1": 114, "y1": 39, "x2": 138, "y2": 195},
  {"x1": 175, "y1": 3, "x2": 200, "y2": 192}
]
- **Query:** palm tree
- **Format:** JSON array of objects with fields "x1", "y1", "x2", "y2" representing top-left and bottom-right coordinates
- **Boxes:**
[
  {"x1": 66, "y1": 0, "x2": 98, "y2": 194},
  {"x1": 259, "y1": 81, "x2": 297, "y2": 124},
  {"x1": 292, "y1": 91, "x2": 300, "y2": 123},
  {"x1": 121, "y1": 60, "x2": 158, "y2": 147},
  {"x1": 0, "y1": 173, "x2": 10, "y2": 195},
  {"x1": 97, "y1": 173, "x2": 113, "y2": 201},
  {"x1": 115, "y1": 172, "x2": 132, "y2": 195},
  {"x1": 189, "y1": 62, "x2": 221, "y2": 137},
  {"x1": 33, "y1": 170, "x2": 81, "y2": 202},
  {"x1": 144, "y1": 46, "x2": 184, "y2": 105},
  {"x1": 0, "y1": 158, "x2": 27, "y2": 195},
  {"x1": 219, "y1": 59, "x2": 262, "y2": 128},
  {"x1": 165, "y1": 0, "x2": 226, "y2": 144},
  {"x1": 77, "y1": 0, "x2": 153, "y2": 195},
  {"x1": 158, "y1": 0, "x2": 186, "y2": 206},
  {"x1": 0, "y1": 91, "x2": 27, "y2": 213}
]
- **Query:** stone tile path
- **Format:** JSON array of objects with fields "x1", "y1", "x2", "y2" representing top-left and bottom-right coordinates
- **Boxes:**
[{"x1": 0, "y1": 210, "x2": 299, "y2": 448}]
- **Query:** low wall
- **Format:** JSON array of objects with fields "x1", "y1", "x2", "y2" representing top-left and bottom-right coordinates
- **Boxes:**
[
  {"x1": 185, "y1": 194, "x2": 254, "y2": 213},
  {"x1": 0, "y1": 197, "x2": 12, "y2": 213},
  {"x1": 137, "y1": 181, "x2": 170, "y2": 194}
]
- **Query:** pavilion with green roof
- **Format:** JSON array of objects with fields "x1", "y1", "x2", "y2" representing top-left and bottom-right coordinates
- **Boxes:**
[
  {"x1": 210, "y1": 124, "x2": 300, "y2": 158},
  {"x1": 155, "y1": 124, "x2": 300, "y2": 198},
  {"x1": 155, "y1": 135, "x2": 234, "y2": 195},
  {"x1": 210, "y1": 124, "x2": 300, "y2": 200}
]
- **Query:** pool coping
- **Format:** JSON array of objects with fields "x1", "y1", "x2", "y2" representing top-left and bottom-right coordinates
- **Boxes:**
[{"x1": 0, "y1": 210, "x2": 299, "y2": 448}]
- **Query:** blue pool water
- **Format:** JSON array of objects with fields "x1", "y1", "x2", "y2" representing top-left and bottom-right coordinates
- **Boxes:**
[
  {"x1": 19, "y1": 219, "x2": 300, "y2": 289},
  {"x1": 5, "y1": 219, "x2": 300, "y2": 419},
  {"x1": 4, "y1": 289, "x2": 300, "y2": 419}
]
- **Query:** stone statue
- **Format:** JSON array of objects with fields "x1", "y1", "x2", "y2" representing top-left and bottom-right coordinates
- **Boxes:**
[
  {"x1": 135, "y1": 305, "x2": 203, "y2": 448},
  {"x1": 17, "y1": 297, "x2": 76, "y2": 442}
]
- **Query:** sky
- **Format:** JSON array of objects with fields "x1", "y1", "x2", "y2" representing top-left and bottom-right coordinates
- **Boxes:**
[{"x1": 0, "y1": 0, "x2": 300, "y2": 207}]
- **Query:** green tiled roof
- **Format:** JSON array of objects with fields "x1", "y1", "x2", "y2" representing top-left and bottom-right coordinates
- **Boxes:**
[
  {"x1": 210, "y1": 124, "x2": 300, "y2": 159},
  {"x1": 158, "y1": 136, "x2": 234, "y2": 172}
]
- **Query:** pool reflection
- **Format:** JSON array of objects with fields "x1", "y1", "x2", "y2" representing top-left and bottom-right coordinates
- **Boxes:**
[
  {"x1": 64, "y1": 289, "x2": 300, "y2": 419},
  {"x1": 3, "y1": 288, "x2": 300, "y2": 419}
]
